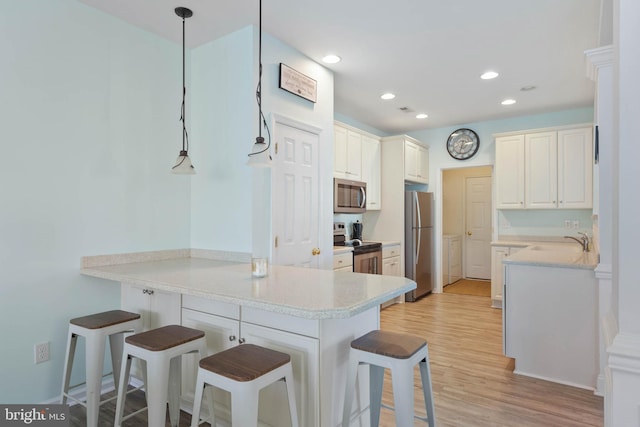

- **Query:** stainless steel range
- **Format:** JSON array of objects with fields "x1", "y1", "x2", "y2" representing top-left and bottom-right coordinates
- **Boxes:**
[{"x1": 334, "y1": 222, "x2": 382, "y2": 274}]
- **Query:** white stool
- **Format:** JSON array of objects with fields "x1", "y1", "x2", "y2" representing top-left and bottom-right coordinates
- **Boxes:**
[
  {"x1": 114, "y1": 325, "x2": 208, "y2": 427},
  {"x1": 191, "y1": 343, "x2": 299, "y2": 427},
  {"x1": 60, "y1": 310, "x2": 141, "y2": 427},
  {"x1": 342, "y1": 330, "x2": 436, "y2": 427}
]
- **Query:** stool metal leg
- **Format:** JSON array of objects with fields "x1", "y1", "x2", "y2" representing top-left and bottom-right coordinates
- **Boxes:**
[
  {"x1": 168, "y1": 357, "x2": 182, "y2": 427},
  {"x1": 419, "y1": 357, "x2": 436, "y2": 427},
  {"x1": 85, "y1": 332, "x2": 106, "y2": 427},
  {"x1": 114, "y1": 353, "x2": 133, "y2": 427},
  {"x1": 391, "y1": 361, "x2": 415, "y2": 427},
  {"x1": 283, "y1": 367, "x2": 300, "y2": 427},
  {"x1": 342, "y1": 351, "x2": 360, "y2": 427},
  {"x1": 146, "y1": 356, "x2": 172, "y2": 427},
  {"x1": 232, "y1": 387, "x2": 259, "y2": 427},
  {"x1": 369, "y1": 364, "x2": 385, "y2": 427},
  {"x1": 190, "y1": 376, "x2": 207, "y2": 427},
  {"x1": 60, "y1": 331, "x2": 77, "y2": 405},
  {"x1": 108, "y1": 333, "x2": 125, "y2": 392}
]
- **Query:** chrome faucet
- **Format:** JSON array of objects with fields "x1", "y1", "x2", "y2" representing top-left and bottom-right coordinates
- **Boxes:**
[{"x1": 564, "y1": 232, "x2": 590, "y2": 252}]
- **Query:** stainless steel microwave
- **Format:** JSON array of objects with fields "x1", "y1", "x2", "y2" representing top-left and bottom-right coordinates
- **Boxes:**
[{"x1": 334, "y1": 178, "x2": 367, "y2": 213}]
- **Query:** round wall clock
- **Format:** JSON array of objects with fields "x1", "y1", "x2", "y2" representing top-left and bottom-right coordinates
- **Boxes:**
[{"x1": 446, "y1": 128, "x2": 480, "y2": 160}]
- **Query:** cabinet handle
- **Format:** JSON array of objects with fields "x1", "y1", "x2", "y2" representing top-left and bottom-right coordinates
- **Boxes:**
[
  {"x1": 239, "y1": 338, "x2": 246, "y2": 344},
  {"x1": 142, "y1": 289, "x2": 155, "y2": 295},
  {"x1": 337, "y1": 260, "x2": 343, "y2": 264},
  {"x1": 229, "y1": 335, "x2": 237, "y2": 342}
]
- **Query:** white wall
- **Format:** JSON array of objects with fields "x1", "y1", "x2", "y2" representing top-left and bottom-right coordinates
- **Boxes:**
[{"x1": 0, "y1": 0, "x2": 190, "y2": 402}]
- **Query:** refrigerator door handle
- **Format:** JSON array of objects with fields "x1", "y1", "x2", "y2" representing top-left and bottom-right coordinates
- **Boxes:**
[
  {"x1": 414, "y1": 192, "x2": 421, "y2": 229},
  {"x1": 415, "y1": 228, "x2": 421, "y2": 265}
]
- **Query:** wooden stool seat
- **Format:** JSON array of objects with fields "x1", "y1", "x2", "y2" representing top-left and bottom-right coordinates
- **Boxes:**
[
  {"x1": 351, "y1": 330, "x2": 426, "y2": 359},
  {"x1": 191, "y1": 344, "x2": 299, "y2": 427},
  {"x1": 114, "y1": 325, "x2": 208, "y2": 427},
  {"x1": 125, "y1": 325, "x2": 205, "y2": 351},
  {"x1": 70, "y1": 310, "x2": 140, "y2": 330},
  {"x1": 199, "y1": 343, "x2": 290, "y2": 382},
  {"x1": 343, "y1": 330, "x2": 436, "y2": 427},
  {"x1": 61, "y1": 310, "x2": 142, "y2": 427}
]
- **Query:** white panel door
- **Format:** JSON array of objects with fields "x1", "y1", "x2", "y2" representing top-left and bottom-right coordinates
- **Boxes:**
[
  {"x1": 272, "y1": 122, "x2": 320, "y2": 267},
  {"x1": 465, "y1": 176, "x2": 492, "y2": 279}
]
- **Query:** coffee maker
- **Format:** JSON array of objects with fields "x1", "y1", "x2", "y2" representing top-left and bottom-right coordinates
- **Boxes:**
[{"x1": 352, "y1": 220, "x2": 363, "y2": 241}]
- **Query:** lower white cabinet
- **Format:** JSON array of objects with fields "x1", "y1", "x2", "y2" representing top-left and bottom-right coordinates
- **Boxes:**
[
  {"x1": 121, "y1": 283, "x2": 181, "y2": 331},
  {"x1": 382, "y1": 244, "x2": 401, "y2": 277},
  {"x1": 333, "y1": 251, "x2": 353, "y2": 272},
  {"x1": 490, "y1": 245, "x2": 524, "y2": 308}
]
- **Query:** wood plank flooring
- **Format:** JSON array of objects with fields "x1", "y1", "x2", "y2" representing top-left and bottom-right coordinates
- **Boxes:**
[
  {"x1": 69, "y1": 292, "x2": 603, "y2": 426},
  {"x1": 443, "y1": 279, "x2": 491, "y2": 297}
]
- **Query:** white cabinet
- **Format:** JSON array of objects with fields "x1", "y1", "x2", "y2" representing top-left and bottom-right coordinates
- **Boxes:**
[
  {"x1": 495, "y1": 135, "x2": 525, "y2": 209},
  {"x1": 333, "y1": 251, "x2": 353, "y2": 272},
  {"x1": 495, "y1": 126, "x2": 592, "y2": 209},
  {"x1": 334, "y1": 124, "x2": 362, "y2": 180},
  {"x1": 361, "y1": 135, "x2": 381, "y2": 210},
  {"x1": 404, "y1": 140, "x2": 429, "y2": 184},
  {"x1": 121, "y1": 283, "x2": 181, "y2": 331},
  {"x1": 490, "y1": 245, "x2": 523, "y2": 308},
  {"x1": 557, "y1": 128, "x2": 593, "y2": 209},
  {"x1": 382, "y1": 244, "x2": 401, "y2": 277},
  {"x1": 442, "y1": 235, "x2": 462, "y2": 285}
]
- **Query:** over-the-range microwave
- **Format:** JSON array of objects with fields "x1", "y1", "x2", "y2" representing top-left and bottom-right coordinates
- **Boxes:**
[{"x1": 334, "y1": 178, "x2": 367, "y2": 213}]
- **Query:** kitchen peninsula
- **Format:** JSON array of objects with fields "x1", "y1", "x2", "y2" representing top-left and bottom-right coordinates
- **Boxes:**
[{"x1": 81, "y1": 249, "x2": 415, "y2": 427}]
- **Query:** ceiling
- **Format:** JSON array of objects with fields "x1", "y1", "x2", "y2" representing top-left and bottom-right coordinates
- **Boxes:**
[{"x1": 78, "y1": 0, "x2": 603, "y2": 134}]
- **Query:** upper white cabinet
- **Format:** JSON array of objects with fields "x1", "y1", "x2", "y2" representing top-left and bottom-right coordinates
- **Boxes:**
[
  {"x1": 334, "y1": 122, "x2": 382, "y2": 210},
  {"x1": 361, "y1": 135, "x2": 381, "y2": 210},
  {"x1": 334, "y1": 125, "x2": 362, "y2": 180},
  {"x1": 404, "y1": 139, "x2": 429, "y2": 184},
  {"x1": 495, "y1": 126, "x2": 592, "y2": 209}
]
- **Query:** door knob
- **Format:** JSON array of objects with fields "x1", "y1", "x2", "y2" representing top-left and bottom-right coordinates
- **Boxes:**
[
  {"x1": 312, "y1": 248, "x2": 321, "y2": 255},
  {"x1": 467, "y1": 231, "x2": 472, "y2": 236}
]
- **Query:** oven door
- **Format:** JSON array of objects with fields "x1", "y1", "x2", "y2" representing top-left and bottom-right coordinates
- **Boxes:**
[{"x1": 353, "y1": 250, "x2": 382, "y2": 274}]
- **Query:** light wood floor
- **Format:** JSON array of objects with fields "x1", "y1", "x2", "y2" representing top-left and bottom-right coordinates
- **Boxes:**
[
  {"x1": 443, "y1": 279, "x2": 491, "y2": 297},
  {"x1": 69, "y1": 293, "x2": 603, "y2": 426}
]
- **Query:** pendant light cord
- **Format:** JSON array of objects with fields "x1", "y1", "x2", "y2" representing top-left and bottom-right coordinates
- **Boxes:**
[
  {"x1": 175, "y1": 13, "x2": 189, "y2": 168},
  {"x1": 249, "y1": 0, "x2": 271, "y2": 157}
]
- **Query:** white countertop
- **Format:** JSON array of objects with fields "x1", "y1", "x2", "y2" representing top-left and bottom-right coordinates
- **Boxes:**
[
  {"x1": 502, "y1": 243, "x2": 597, "y2": 270},
  {"x1": 81, "y1": 251, "x2": 415, "y2": 320}
]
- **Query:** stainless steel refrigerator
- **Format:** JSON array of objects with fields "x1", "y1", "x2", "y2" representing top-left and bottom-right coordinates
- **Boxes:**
[{"x1": 405, "y1": 191, "x2": 434, "y2": 301}]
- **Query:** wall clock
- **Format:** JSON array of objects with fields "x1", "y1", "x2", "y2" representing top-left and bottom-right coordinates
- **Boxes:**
[{"x1": 446, "y1": 128, "x2": 480, "y2": 160}]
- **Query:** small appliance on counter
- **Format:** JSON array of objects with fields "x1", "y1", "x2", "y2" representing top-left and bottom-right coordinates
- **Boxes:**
[{"x1": 352, "y1": 220, "x2": 363, "y2": 241}]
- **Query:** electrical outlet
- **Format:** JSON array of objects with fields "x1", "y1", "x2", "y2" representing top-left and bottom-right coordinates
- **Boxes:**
[
  {"x1": 34, "y1": 342, "x2": 50, "y2": 364},
  {"x1": 572, "y1": 220, "x2": 580, "y2": 229},
  {"x1": 564, "y1": 220, "x2": 571, "y2": 229}
]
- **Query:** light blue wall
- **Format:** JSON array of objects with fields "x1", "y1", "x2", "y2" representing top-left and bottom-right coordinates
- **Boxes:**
[{"x1": 0, "y1": 0, "x2": 190, "y2": 402}]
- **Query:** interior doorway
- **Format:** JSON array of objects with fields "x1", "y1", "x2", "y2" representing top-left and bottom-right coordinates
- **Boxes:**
[{"x1": 442, "y1": 166, "x2": 493, "y2": 286}]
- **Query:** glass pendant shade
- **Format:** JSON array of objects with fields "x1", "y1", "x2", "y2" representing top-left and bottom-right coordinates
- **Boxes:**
[
  {"x1": 172, "y1": 150, "x2": 195, "y2": 174},
  {"x1": 247, "y1": 136, "x2": 272, "y2": 168}
]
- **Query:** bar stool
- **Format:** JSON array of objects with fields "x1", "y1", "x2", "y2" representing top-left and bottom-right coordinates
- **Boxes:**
[
  {"x1": 114, "y1": 325, "x2": 208, "y2": 427},
  {"x1": 342, "y1": 330, "x2": 436, "y2": 427},
  {"x1": 60, "y1": 310, "x2": 142, "y2": 427},
  {"x1": 190, "y1": 343, "x2": 299, "y2": 427}
]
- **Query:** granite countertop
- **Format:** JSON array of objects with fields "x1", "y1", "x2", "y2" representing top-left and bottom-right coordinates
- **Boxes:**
[
  {"x1": 81, "y1": 250, "x2": 415, "y2": 320},
  {"x1": 502, "y1": 243, "x2": 598, "y2": 270}
]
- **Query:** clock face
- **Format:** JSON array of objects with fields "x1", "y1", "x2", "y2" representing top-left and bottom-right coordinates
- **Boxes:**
[{"x1": 447, "y1": 128, "x2": 480, "y2": 160}]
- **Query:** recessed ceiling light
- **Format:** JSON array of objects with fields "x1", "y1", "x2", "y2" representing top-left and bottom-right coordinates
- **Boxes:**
[
  {"x1": 380, "y1": 93, "x2": 396, "y2": 100},
  {"x1": 520, "y1": 85, "x2": 537, "y2": 92},
  {"x1": 416, "y1": 113, "x2": 428, "y2": 119},
  {"x1": 501, "y1": 99, "x2": 517, "y2": 105},
  {"x1": 322, "y1": 55, "x2": 341, "y2": 64},
  {"x1": 481, "y1": 71, "x2": 499, "y2": 80}
]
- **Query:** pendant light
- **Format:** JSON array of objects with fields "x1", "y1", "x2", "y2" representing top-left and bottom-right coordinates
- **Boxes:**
[
  {"x1": 247, "y1": 0, "x2": 272, "y2": 167},
  {"x1": 172, "y1": 6, "x2": 195, "y2": 174}
]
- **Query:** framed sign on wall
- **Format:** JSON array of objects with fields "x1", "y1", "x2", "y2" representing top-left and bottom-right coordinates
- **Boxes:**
[{"x1": 279, "y1": 63, "x2": 317, "y2": 103}]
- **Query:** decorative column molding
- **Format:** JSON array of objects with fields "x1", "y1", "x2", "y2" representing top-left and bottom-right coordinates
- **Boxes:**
[{"x1": 585, "y1": 45, "x2": 614, "y2": 81}]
